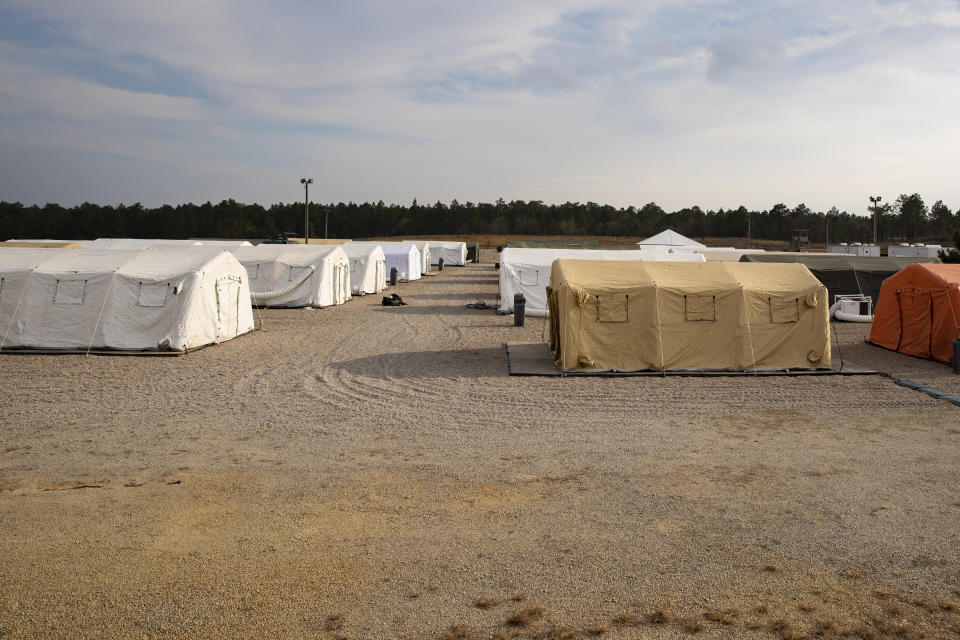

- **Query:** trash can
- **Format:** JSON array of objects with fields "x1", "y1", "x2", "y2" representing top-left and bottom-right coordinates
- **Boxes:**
[
  {"x1": 954, "y1": 339, "x2": 960, "y2": 375},
  {"x1": 513, "y1": 293, "x2": 526, "y2": 327},
  {"x1": 390, "y1": 267, "x2": 398, "y2": 286},
  {"x1": 438, "y1": 258, "x2": 444, "y2": 271}
]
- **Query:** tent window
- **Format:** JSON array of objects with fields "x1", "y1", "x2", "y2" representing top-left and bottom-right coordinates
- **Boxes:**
[
  {"x1": 684, "y1": 295, "x2": 715, "y2": 321},
  {"x1": 289, "y1": 266, "x2": 310, "y2": 282},
  {"x1": 519, "y1": 269, "x2": 539, "y2": 286},
  {"x1": 246, "y1": 263, "x2": 260, "y2": 280},
  {"x1": 597, "y1": 294, "x2": 629, "y2": 322},
  {"x1": 770, "y1": 297, "x2": 800, "y2": 323},
  {"x1": 54, "y1": 279, "x2": 86, "y2": 304},
  {"x1": 138, "y1": 282, "x2": 170, "y2": 307}
]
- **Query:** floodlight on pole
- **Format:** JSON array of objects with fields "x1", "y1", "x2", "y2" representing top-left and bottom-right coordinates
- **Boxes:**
[
  {"x1": 869, "y1": 196, "x2": 881, "y2": 245},
  {"x1": 301, "y1": 178, "x2": 313, "y2": 244}
]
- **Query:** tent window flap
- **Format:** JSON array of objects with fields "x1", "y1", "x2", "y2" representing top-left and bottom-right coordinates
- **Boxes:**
[
  {"x1": 597, "y1": 294, "x2": 629, "y2": 322},
  {"x1": 138, "y1": 282, "x2": 170, "y2": 307},
  {"x1": 54, "y1": 279, "x2": 87, "y2": 304},
  {"x1": 770, "y1": 297, "x2": 800, "y2": 323},
  {"x1": 684, "y1": 295, "x2": 715, "y2": 321},
  {"x1": 519, "y1": 269, "x2": 540, "y2": 286}
]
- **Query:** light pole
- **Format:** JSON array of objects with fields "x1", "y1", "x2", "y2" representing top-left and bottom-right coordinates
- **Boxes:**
[
  {"x1": 869, "y1": 196, "x2": 881, "y2": 245},
  {"x1": 301, "y1": 178, "x2": 313, "y2": 244}
]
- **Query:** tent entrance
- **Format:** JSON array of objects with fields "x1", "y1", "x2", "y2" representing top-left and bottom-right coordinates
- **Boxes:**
[
  {"x1": 216, "y1": 276, "x2": 241, "y2": 338},
  {"x1": 896, "y1": 290, "x2": 933, "y2": 358},
  {"x1": 334, "y1": 264, "x2": 349, "y2": 303}
]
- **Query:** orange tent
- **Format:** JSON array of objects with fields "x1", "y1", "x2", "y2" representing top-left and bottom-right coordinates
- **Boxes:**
[{"x1": 868, "y1": 263, "x2": 960, "y2": 364}]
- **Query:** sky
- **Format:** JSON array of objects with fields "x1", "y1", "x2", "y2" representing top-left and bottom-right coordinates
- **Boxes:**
[{"x1": 0, "y1": 0, "x2": 958, "y2": 215}]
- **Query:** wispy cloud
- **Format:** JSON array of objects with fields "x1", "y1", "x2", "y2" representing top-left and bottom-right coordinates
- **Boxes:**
[{"x1": 0, "y1": 0, "x2": 958, "y2": 213}]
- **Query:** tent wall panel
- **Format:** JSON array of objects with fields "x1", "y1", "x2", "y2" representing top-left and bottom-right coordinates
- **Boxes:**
[
  {"x1": 0, "y1": 247, "x2": 254, "y2": 351},
  {"x1": 547, "y1": 260, "x2": 830, "y2": 372},
  {"x1": 868, "y1": 264, "x2": 960, "y2": 364}
]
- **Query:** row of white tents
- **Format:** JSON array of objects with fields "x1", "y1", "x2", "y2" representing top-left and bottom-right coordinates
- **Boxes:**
[{"x1": 0, "y1": 238, "x2": 470, "y2": 353}]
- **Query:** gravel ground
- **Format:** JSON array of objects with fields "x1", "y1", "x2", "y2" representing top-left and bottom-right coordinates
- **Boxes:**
[{"x1": 1, "y1": 264, "x2": 959, "y2": 640}]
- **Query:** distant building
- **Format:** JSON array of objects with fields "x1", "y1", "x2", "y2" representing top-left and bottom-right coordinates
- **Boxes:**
[
  {"x1": 828, "y1": 243, "x2": 880, "y2": 257},
  {"x1": 887, "y1": 243, "x2": 942, "y2": 258}
]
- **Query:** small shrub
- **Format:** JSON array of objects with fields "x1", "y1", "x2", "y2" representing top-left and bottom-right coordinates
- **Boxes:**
[{"x1": 508, "y1": 606, "x2": 546, "y2": 628}]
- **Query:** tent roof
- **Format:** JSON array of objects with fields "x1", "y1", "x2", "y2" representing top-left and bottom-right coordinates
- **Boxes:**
[
  {"x1": 882, "y1": 262, "x2": 960, "y2": 286},
  {"x1": 739, "y1": 252, "x2": 938, "y2": 272},
  {"x1": 501, "y1": 247, "x2": 705, "y2": 266},
  {"x1": 551, "y1": 259, "x2": 820, "y2": 294},
  {"x1": 637, "y1": 229, "x2": 705, "y2": 248},
  {"x1": 340, "y1": 243, "x2": 385, "y2": 259},
  {"x1": 0, "y1": 246, "x2": 233, "y2": 277},
  {"x1": 348, "y1": 241, "x2": 419, "y2": 257},
  {"x1": 232, "y1": 244, "x2": 346, "y2": 267}
]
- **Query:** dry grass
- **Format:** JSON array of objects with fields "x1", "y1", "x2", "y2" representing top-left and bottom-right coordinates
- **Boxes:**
[
  {"x1": 847, "y1": 624, "x2": 880, "y2": 639},
  {"x1": 323, "y1": 614, "x2": 343, "y2": 632},
  {"x1": 475, "y1": 598, "x2": 502, "y2": 610},
  {"x1": 811, "y1": 618, "x2": 835, "y2": 635},
  {"x1": 939, "y1": 599, "x2": 957, "y2": 612},
  {"x1": 769, "y1": 619, "x2": 792, "y2": 633},
  {"x1": 613, "y1": 612, "x2": 642, "y2": 627},
  {"x1": 583, "y1": 624, "x2": 607, "y2": 636},
  {"x1": 507, "y1": 606, "x2": 546, "y2": 628},
  {"x1": 510, "y1": 593, "x2": 528, "y2": 603},
  {"x1": 440, "y1": 623, "x2": 476, "y2": 640},
  {"x1": 764, "y1": 564, "x2": 779, "y2": 572},
  {"x1": 703, "y1": 608, "x2": 742, "y2": 625},
  {"x1": 645, "y1": 609, "x2": 673, "y2": 625},
  {"x1": 681, "y1": 618, "x2": 704, "y2": 633}
]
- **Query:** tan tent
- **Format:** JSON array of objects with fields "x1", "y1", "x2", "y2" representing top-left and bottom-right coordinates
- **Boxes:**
[
  {"x1": 547, "y1": 260, "x2": 831, "y2": 372},
  {"x1": 0, "y1": 241, "x2": 82, "y2": 248}
]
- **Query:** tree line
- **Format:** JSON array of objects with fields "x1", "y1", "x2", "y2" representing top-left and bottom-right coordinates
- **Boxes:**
[{"x1": 1, "y1": 193, "x2": 956, "y2": 245}]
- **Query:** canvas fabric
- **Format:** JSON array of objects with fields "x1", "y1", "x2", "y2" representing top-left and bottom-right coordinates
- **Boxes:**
[
  {"x1": 0, "y1": 247, "x2": 254, "y2": 351},
  {"x1": 231, "y1": 245, "x2": 351, "y2": 308},
  {"x1": 868, "y1": 263, "x2": 960, "y2": 364},
  {"x1": 348, "y1": 242, "x2": 422, "y2": 281},
  {"x1": 547, "y1": 260, "x2": 830, "y2": 371},
  {"x1": 341, "y1": 244, "x2": 387, "y2": 294},
  {"x1": 499, "y1": 248, "x2": 705, "y2": 316}
]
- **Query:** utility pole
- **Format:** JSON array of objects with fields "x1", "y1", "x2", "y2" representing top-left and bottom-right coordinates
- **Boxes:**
[
  {"x1": 301, "y1": 178, "x2": 313, "y2": 244},
  {"x1": 869, "y1": 195, "x2": 881, "y2": 245}
]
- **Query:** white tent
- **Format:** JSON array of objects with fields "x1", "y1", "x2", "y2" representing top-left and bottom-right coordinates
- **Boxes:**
[
  {"x1": 349, "y1": 242, "x2": 422, "y2": 281},
  {"x1": 0, "y1": 247, "x2": 254, "y2": 351},
  {"x1": 415, "y1": 241, "x2": 468, "y2": 266},
  {"x1": 231, "y1": 245, "x2": 351, "y2": 308},
  {"x1": 499, "y1": 248, "x2": 706, "y2": 316},
  {"x1": 408, "y1": 241, "x2": 432, "y2": 274},
  {"x1": 637, "y1": 229, "x2": 706, "y2": 248},
  {"x1": 340, "y1": 243, "x2": 387, "y2": 295}
]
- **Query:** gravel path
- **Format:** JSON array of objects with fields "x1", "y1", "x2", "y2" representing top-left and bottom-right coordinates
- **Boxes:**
[{"x1": 1, "y1": 264, "x2": 959, "y2": 639}]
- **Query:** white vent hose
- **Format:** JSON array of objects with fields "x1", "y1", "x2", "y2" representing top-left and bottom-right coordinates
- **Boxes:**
[
  {"x1": 830, "y1": 300, "x2": 873, "y2": 322},
  {"x1": 834, "y1": 309, "x2": 874, "y2": 323},
  {"x1": 249, "y1": 265, "x2": 316, "y2": 302}
]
